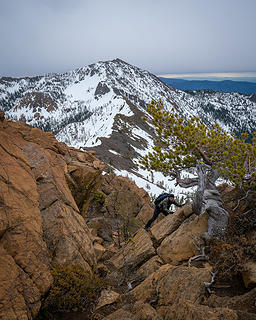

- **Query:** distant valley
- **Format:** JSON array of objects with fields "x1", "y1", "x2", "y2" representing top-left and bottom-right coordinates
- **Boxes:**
[{"x1": 159, "y1": 77, "x2": 256, "y2": 94}]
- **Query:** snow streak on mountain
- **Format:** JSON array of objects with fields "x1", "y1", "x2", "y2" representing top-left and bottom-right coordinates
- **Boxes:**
[{"x1": 1, "y1": 59, "x2": 256, "y2": 196}]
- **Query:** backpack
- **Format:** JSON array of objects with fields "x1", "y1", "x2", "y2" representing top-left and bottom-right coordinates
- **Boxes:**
[{"x1": 154, "y1": 193, "x2": 171, "y2": 206}]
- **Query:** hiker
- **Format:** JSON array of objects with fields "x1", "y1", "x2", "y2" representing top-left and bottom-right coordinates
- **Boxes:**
[{"x1": 145, "y1": 193, "x2": 183, "y2": 229}]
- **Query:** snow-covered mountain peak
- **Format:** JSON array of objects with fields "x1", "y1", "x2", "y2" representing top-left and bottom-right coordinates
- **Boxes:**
[{"x1": 1, "y1": 59, "x2": 256, "y2": 196}]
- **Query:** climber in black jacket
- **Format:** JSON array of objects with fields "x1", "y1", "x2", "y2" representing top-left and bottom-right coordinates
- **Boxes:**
[{"x1": 145, "y1": 194, "x2": 183, "y2": 230}]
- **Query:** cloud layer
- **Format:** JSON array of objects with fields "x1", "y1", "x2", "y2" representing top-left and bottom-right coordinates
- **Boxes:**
[{"x1": 1, "y1": 0, "x2": 256, "y2": 77}]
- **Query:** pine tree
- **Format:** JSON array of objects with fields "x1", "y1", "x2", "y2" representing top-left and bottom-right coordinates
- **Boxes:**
[
  {"x1": 139, "y1": 99, "x2": 256, "y2": 239},
  {"x1": 140, "y1": 99, "x2": 256, "y2": 190}
]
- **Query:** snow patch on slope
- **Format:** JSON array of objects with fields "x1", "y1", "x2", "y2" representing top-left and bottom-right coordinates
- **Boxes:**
[
  {"x1": 56, "y1": 91, "x2": 133, "y2": 148},
  {"x1": 2, "y1": 59, "x2": 256, "y2": 198},
  {"x1": 115, "y1": 167, "x2": 194, "y2": 200}
]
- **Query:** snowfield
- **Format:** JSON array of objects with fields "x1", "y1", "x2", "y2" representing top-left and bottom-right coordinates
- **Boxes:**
[{"x1": 1, "y1": 58, "x2": 256, "y2": 197}]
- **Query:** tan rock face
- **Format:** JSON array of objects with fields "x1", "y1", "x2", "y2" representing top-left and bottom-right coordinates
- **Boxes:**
[
  {"x1": 101, "y1": 184, "x2": 254, "y2": 320},
  {"x1": 0, "y1": 244, "x2": 42, "y2": 320},
  {"x1": 0, "y1": 124, "x2": 52, "y2": 319},
  {"x1": 132, "y1": 301, "x2": 162, "y2": 320},
  {"x1": 85, "y1": 174, "x2": 154, "y2": 244},
  {"x1": 242, "y1": 262, "x2": 256, "y2": 288},
  {"x1": 101, "y1": 175, "x2": 153, "y2": 223},
  {"x1": 0, "y1": 120, "x2": 102, "y2": 319},
  {"x1": 67, "y1": 159, "x2": 103, "y2": 213},
  {"x1": 136, "y1": 203, "x2": 154, "y2": 224},
  {"x1": 158, "y1": 302, "x2": 238, "y2": 320},
  {"x1": 103, "y1": 308, "x2": 135, "y2": 320},
  {"x1": 110, "y1": 229, "x2": 155, "y2": 270},
  {"x1": 96, "y1": 289, "x2": 120, "y2": 310},
  {"x1": 94, "y1": 242, "x2": 107, "y2": 261},
  {"x1": 131, "y1": 264, "x2": 238, "y2": 320},
  {"x1": 157, "y1": 213, "x2": 209, "y2": 265},
  {"x1": 207, "y1": 287, "x2": 256, "y2": 315},
  {"x1": 131, "y1": 264, "x2": 207, "y2": 303},
  {"x1": 135, "y1": 256, "x2": 164, "y2": 282},
  {"x1": 151, "y1": 204, "x2": 193, "y2": 243}
]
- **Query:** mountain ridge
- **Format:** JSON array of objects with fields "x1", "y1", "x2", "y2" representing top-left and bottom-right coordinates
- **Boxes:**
[{"x1": 1, "y1": 58, "x2": 256, "y2": 195}]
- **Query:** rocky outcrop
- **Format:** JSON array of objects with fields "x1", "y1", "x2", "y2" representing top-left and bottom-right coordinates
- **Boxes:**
[
  {"x1": 242, "y1": 231, "x2": 256, "y2": 288},
  {"x1": 0, "y1": 117, "x2": 158, "y2": 320},
  {"x1": 1, "y1": 117, "x2": 255, "y2": 320},
  {"x1": 103, "y1": 308, "x2": 135, "y2": 320},
  {"x1": 96, "y1": 184, "x2": 256, "y2": 320},
  {"x1": 150, "y1": 204, "x2": 193, "y2": 243},
  {"x1": 135, "y1": 255, "x2": 164, "y2": 282},
  {"x1": 0, "y1": 119, "x2": 103, "y2": 319},
  {"x1": 242, "y1": 262, "x2": 256, "y2": 288},
  {"x1": 157, "y1": 213, "x2": 209, "y2": 265},
  {"x1": 96, "y1": 289, "x2": 120, "y2": 311},
  {"x1": 110, "y1": 229, "x2": 155, "y2": 271},
  {"x1": 84, "y1": 173, "x2": 154, "y2": 247},
  {"x1": 130, "y1": 265, "x2": 238, "y2": 320},
  {"x1": 207, "y1": 287, "x2": 256, "y2": 316}
]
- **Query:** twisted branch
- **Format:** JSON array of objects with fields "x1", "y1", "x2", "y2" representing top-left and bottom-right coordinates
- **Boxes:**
[{"x1": 204, "y1": 271, "x2": 218, "y2": 294}]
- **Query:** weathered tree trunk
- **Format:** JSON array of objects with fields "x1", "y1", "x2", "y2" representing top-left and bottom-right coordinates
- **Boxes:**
[
  {"x1": 194, "y1": 162, "x2": 229, "y2": 239},
  {"x1": 176, "y1": 162, "x2": 229, "y2": 239}
]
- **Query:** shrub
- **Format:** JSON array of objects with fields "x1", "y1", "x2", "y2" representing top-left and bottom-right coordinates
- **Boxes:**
[
  {"x1": 208, "y1": 239, "x2": 247, "y2": 280},
  {"x1": 93, "y1": 191, "x2": 106, "y2": 204},
  {"x1": 40, "y1": 263, "x2": 105, "y2": 314},
  {"x1": 208, "y1": 209, "x2": 256, "y2": 281},
  {"x1": 227, "y1": 209, "x2": 256, "y2": 237}
]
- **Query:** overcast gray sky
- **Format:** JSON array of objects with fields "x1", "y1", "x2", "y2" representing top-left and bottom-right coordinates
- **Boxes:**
[{"x1": 0, "y1": 0, "x2": 256, "y2": 77}]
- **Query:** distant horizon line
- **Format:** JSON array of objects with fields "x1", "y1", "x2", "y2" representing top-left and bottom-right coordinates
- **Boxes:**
[{"x1": 157, "y1": 72, "x2": 256, "y2": 81}]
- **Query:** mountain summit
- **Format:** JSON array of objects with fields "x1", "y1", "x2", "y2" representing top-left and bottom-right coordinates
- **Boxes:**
[{"x1": 1, "y1": 59, "x2": 256, "y2": 194}]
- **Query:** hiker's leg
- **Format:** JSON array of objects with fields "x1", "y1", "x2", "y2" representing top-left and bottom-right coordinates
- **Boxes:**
[
  {"x1": 163, "y1": 211, "x2": 174, "y2": 216},
  {"x1": 145, "y1": 207, "x2": 160, "y2": 229}
]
